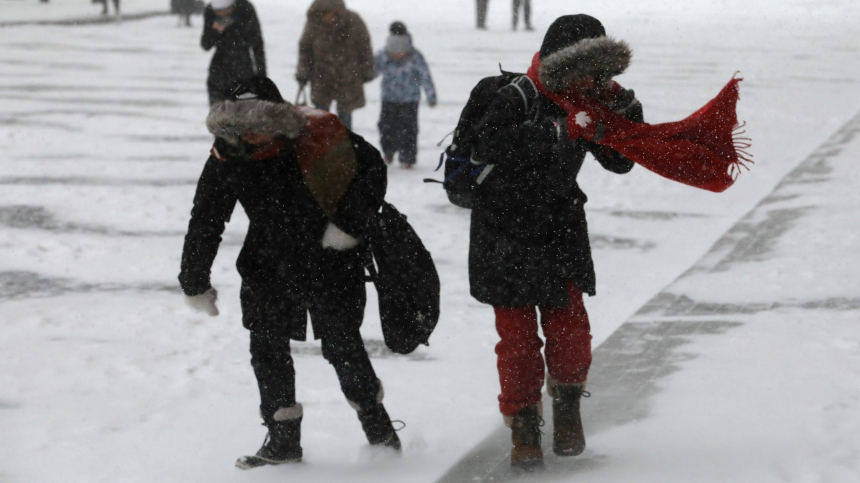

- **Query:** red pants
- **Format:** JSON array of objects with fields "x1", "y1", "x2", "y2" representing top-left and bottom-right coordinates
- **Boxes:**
[{"x1": 494, "y1": 282, "x2": 592, "y2": 416}]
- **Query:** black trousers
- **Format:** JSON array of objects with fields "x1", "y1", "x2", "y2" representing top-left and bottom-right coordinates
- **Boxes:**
[
  {"x1": 378, "y1": 101, "x2": 419, "y2": 165},
  {"x1": 249, "y1": 273, "x2": 380, "y2": 420},
  {"x1": 476, "y1": 0, "x2": 489, "y2": 28},
  {"x1": 513, "y1": 0, "x2": 531, "y2": 28}
]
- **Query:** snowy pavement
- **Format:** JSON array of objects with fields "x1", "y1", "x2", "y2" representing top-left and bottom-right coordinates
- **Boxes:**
[
  {"x1": 1, "y1": 1, "x2": 860, "y2": 482},
  {"x1": 1, "y1": 0, "x2": 169, "y2": 26},
  {"x1": 585, "y1": 108, "x2": 860, "y2": 483}
]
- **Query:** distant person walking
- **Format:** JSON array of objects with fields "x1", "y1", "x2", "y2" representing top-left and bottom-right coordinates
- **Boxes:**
[
  {"x1": 296, "y1": 0, "x2": 374, "y2": 131},
  {"x1": 201, "y1": 0, "x2": 266, "y2": 105},
  {"x1": 373, "y1": 22, "x2": 437, "y2": 168},
  {"x1": 512, "y1": 0, "x2": 532, "y2": 30},
  {"x1": 173, "y1": 0, "x2": 196, "y2": 27},
  {"x1": 476, "y1": 0, "x2": 489, "y2": 29},
  {"x1": 95, "y1": 0, "x2": 120, "y2": 17}
]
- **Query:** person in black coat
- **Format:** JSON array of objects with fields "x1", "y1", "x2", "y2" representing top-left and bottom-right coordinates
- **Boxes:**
[
  {"x1": 469, "y1": 15, "x2": 643, "y2": 467},
  {"x1": 172, "y1": 0, "x2": 196, "y2": 27},
  {"x1": 201, "y1": 0, "x2": 266, "y2": 105},
  {"x1": 179, "y1": 77, "x2": 401, "y2": 468}
]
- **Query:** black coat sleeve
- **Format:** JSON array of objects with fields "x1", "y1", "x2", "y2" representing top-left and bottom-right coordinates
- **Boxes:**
[
  {"x1": 472, "y1": 85, "x2": 558, "y2": 166},
  {"x1": 179, "y1": 157, "x2": 237, "y2": 296},
  {"x1": 330, "y1": 133, "x2": 388, "y2": 238},
  {"x1": 586, "y1": 89, "x2": 645, "y2": 174},
  {"x1": 200, "y1": 8, "x2": 222, "y2": 51},
  {"x1": 244, "y1": 4, "x2": 266, "y2": 77}
]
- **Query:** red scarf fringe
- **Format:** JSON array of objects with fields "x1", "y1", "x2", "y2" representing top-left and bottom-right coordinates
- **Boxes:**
[{"x1": 526, "y1": 53, "x2": 752, "y2": 193}]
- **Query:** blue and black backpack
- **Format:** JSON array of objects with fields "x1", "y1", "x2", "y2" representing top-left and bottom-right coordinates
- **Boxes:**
[{"x1": 426, "y1": 71, "x2": 539, "y2": 208}]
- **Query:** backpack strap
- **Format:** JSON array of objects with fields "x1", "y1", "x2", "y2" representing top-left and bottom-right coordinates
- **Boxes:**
[{"x1": 504, "y1": 75, "x2": 540, "y2": 112}]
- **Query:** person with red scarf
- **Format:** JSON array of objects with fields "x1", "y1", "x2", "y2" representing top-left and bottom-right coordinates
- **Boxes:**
[{"x1": 469, "y1": 14, "x2": 643, "y2": 469}]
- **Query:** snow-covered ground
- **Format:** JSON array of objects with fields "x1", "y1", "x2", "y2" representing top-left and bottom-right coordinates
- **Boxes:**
[
  {"x1": 0, "y1": 0, "x2": 168, "y2": 24},
  {"x1": 1, "y1": 0, "x2": 859, "y2": 481},
  {"x1": 584, "y1": 108, "x2": 860, "y2": 483}
]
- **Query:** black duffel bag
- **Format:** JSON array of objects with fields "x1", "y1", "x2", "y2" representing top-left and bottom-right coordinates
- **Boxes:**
[{"x1": 365, "y1": 202, "x2": 440, "y2": 354}]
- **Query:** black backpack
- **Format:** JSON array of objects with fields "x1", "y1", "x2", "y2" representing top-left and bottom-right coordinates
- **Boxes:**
[
  {"x1": 426, "y1": 71, "x2": 539, "y2": 208},
  {"x1": 366, "y1": 202, "x2": 440, "y2": 354}
]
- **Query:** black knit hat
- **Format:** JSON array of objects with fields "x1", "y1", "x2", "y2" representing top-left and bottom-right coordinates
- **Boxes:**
[
  {"x1": 227, "y1": 76, "x2": 285, "y2": 103},
  {"x1": 539, "y1": 14, "x2": 606, "y2": 59},
  {"x1": 389, "y1": 21, "x2": 408, "y2": 35}
]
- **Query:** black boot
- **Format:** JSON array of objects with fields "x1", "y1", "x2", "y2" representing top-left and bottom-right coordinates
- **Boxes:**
[
  {"x1": 510, "y1": 404, "x2": 544, "y2": 470},
  {"x1": 356, "y1": 402, "x2": 401, "y2": 451},
  {"x1": 551, "y1": 385, "x2": 588, "y2": 456},
  {"x1": 235, "y1": 410, "x2": 303, "y2": 469}
]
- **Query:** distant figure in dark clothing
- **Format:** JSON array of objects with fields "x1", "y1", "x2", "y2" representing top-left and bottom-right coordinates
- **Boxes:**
[
  {"x1": 173, "y1": 0, "x2": 196, "y2": 27},
  {"x1": 201, "y1": 0, "x2": 266, "y2": 105},
  {"x1": 512, "y1": 0, "x2": 532, "y2": 30},
  {"x1": 373, "y1": 21, "x2": 437, "y2": 168},
  {"x1": 296, "y1": 0, "x2": 374, "y2": 131},
  {"x1": 95, "y1": 0, "x2": 120, "y2": 17},
  {"x1": 476, "y1": 0, "x2": 489, "y2": 29}
]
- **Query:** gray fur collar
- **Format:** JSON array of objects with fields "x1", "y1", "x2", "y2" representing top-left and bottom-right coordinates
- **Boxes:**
[
  {"x1": 206, "y1": 99, "x2": 307, "y2": 145},
  {"x1": 539, "y1": 36, "x2": 632, "y2": 93}
]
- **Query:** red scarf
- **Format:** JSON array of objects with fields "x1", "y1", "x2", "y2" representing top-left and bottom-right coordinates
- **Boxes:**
[
  {"x1": 292, "y1": 106, "x2": 358, "y2": 217},
  {"x1": 526, "y1": 53, "x2": 751, "y2": 193}
]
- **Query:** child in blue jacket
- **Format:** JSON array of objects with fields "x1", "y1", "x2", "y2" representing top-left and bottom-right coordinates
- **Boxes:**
[{"x1": 373, "y1": 22, "x2": 437, "y2": 168}]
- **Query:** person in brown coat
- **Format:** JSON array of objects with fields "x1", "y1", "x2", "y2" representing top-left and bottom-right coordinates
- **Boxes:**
[{"x1": 296, "y1": 0, "x2": 374, "y2": 130}]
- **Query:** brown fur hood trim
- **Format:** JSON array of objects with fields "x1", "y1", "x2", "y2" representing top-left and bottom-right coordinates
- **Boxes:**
[
  {"x1": 539, "y1": 36, "x2": 632, "y2": 93},
  {"x1": 206, "y1": 99, "x2": 307, "y2": 145}
]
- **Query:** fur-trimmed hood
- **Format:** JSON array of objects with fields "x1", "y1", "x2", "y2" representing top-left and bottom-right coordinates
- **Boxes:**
[
  {"x1": 206, "y1": 99, "x2": 307, "y2": 145},
  {"x1": 538, "y1": 36, "x2": 631, "y2": 93}
]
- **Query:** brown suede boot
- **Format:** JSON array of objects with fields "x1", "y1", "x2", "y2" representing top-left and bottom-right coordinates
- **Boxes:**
[
  {"x1": 509, "y1": 404, "x2": 544, "y2": 470},
  {"x1": 551, "y1": 384, "x2": 588, "y2": 456}
]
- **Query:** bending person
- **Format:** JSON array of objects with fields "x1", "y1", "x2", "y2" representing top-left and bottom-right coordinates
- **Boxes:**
[{"x1": 179, "y1": 77, "x2": 399, "y2": 469}]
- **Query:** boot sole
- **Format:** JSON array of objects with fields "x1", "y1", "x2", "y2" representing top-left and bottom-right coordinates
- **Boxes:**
[
  {"x1": 511, "y1": 444, "x2": 544, "y2": 470},
  {"x1": 553, "y1": 444, "x2": 585, "y2": 457},
  {"x1": 511, "y1": 458, "x2": 545, "y2": 472},
  {"x1": 235, "y1": 455, "x2": 302, "y2": 469}
]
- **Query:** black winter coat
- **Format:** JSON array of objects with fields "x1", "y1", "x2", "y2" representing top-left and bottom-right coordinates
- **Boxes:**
[
  {"x1": 201, "y1": 0, "x2": 266, "y2": 102},
  {"x1": 469, "y1": 83, "x2": 643, "y2": 307},
  {"x1": 179, "y1": 133, "x2": 387, "y2": 340}
]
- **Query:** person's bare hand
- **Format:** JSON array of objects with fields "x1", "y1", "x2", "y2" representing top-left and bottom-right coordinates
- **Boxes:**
[{"x1": 212, "y1": 22, "x2": 226, "y2": 33}]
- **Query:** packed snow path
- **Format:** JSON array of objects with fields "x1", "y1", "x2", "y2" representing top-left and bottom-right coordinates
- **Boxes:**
[{"x1": 2, "y1": 1, "x2": 860, "y2": 482}]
